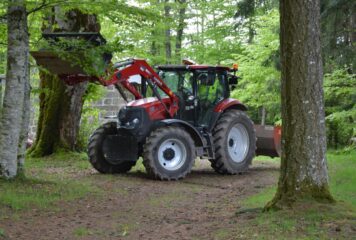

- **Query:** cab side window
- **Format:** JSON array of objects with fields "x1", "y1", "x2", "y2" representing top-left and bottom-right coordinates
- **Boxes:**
[
  {"x1": 197, "y1": 71, "x2": 224, "y2": 105},
  {"x1": 196, "y1": 71, "x2": 226, "y2": 126}
]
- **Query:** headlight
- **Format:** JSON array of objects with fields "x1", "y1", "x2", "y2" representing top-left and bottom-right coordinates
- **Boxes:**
[
  {"x1": 124, "y1": 118, "x2": 140, "y2": 129},
  {"x1": 132, "y1": 118, "x2": 140, "y2": 125}
]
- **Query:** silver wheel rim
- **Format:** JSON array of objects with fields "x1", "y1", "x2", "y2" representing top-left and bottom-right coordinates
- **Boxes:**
[
  {"x1": 227, "y1": 123, "x2": 249, "y2": 163},
  {"x1": 158, "y1": 139, "x2": 187, "y2": 171}
]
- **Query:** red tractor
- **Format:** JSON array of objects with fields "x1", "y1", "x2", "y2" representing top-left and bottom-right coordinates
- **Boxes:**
[
  {"x1": 80, "y1": 59, "x2": 256, "y2": 180},
  {"x1": 31, "y1": 33, "x2": 280, "y2": 180}
]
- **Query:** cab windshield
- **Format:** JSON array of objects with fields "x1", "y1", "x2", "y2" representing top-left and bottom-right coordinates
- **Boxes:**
[{"x1": 157, "y1": 70, "x2": 193, "y2": 97}]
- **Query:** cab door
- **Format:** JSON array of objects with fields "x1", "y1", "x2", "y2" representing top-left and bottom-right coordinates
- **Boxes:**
[{"x1": 196, "y1": 70, "x2": 227, "y2": 127}]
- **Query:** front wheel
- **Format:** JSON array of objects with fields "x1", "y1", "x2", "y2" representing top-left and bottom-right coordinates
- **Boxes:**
[
  {"x1": 210, "y1": 110, "x2": 256, "y2": 174},
  {"x1": 88, "y1": 122, "x2": 136, "y2": 174},
  {"x1": 143, "y1": 126, "x2": 195, "y2": 180}
]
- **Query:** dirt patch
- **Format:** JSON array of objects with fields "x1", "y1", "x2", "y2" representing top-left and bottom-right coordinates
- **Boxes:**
[{"x1": 0, "y1": 160, "x2": 279, "y2": 240}]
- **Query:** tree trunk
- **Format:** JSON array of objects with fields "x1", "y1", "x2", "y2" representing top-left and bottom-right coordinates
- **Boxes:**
[
  {"x1": 29, "y1": 8, "x2": 100, "y2": 157},
  {"x1": 164, "y1": 0, "x2": 172, "y2": 63},
  {"x1": 0, "y1": 0, "x2": 29, "y2": 179},
  {"x1": 17, "y1": 70, "x2": 31, "y2": 174},
  {"x1": 175, "y1": 0, "x2": 186, "y2": 63},
  {"x1": 265, "y1": 0, "x2": 334, "y2": 209},
  {"x1": 0, "y1": 76, "x2": 3, "y2": 112},
  {"x1": 261, "y1": 106, "x2": 266, "y2": 126},
  {"x1": 246, "y1": 0, "x2": 255, "y2": 43}
]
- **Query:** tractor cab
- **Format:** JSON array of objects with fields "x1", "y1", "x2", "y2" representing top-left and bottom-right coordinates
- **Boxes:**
[{"x1": 156, "y1": 65, "x2": 236, "y2": 129}]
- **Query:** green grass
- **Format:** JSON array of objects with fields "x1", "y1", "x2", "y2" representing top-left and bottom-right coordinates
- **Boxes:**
[
  {"x1": 0, "y1": 177, "x2": 94, "y2": 211},
  {"x1": 234, "y1": 150, "x2": 356, "y2": 240},
  {"x1": 1, "y1": 150, "x2": 354, "y2": 239},
  {"x1": 241, "y1": 186, "x2": 276, "y2": 209},
  {"x1": 73, "y1": 227, "x2": 92, "y2": 237},
  {"x1": 214, "y1": 228, "x2": 233, "y2": 240},
  {"x1": 0, "y1": 228, "x2": 5, "y2": 237},
  {"x1": 0, "y1": 152, "x2": 97, "y2": 216},
  {"x1": 26, "y1": 151, "x2": 91, "y2": 172},
  {"x1": 328, "y1": 151, "x2": 356, "y2": 208}
]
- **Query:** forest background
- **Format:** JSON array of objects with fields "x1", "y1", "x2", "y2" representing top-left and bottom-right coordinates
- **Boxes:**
[{"x1": 0, "y1": 0, "x2": 354, "y2": 151}]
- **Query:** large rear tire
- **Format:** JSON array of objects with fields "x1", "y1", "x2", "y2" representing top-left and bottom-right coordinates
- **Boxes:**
[
  {"x1": 143, "y1": 126, "x2": 195, "y2": 180},
  {"x1": 210, "y1": 110, "x2": 256, "y2": 174},
  {"x1": 88, "y1": 122, "x2": 136, "y2": 174}
]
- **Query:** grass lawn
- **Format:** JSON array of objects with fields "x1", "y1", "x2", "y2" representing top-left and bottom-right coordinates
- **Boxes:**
[
  {"x1": 0, "y1": 152, "x2": 98, "y2": 215},
  {"x1": 0, "y1": 150, "x2": 355, "y2": 239},
  {"x1": 238, "y1": 150, "x2": 356, "y2": 239}
]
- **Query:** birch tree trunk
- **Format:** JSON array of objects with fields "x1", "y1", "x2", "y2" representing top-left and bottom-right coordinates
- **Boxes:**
[
  {"x1": 0, "y1": 0, "x2": 29, "y2": 179},
  {"x1": 266, "y1": 0, "x2": 334, "y2": 209},
  {"x1": 17, "y1": 71, "x2": 31, "y2": 173},
  {"x1": 0, "y1": 76, "x2": 3, "y2": 112},
  {"x1": 29, "y1": 8, "x2": 100, "y2": 157}
]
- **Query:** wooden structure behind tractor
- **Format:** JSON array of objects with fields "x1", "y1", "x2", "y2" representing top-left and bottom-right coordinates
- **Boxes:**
[{"x1": 31, "y1": 32, "x2": 281, "y2": 180}]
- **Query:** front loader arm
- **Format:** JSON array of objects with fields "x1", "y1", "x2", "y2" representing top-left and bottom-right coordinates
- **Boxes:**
[{"x1": 98, "y1": 59, "x2": 179, "y2": 118}]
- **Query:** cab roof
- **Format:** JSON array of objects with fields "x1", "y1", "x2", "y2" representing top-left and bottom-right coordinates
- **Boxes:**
[{"x1": 156, "y1": 65, "x2": 232, "y2": 71}]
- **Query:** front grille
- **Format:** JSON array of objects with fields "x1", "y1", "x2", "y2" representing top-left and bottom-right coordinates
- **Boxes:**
[{"x1": 118, "y1": 107, "x2": 144, "y2": 125}]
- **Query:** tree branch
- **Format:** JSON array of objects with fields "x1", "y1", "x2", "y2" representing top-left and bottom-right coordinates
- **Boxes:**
[
  {"x1": 26, "y1": 0, "x2": 68, "y2": 15},
  {"x1": 26, "y1": 0, "x2": 48, "y2": 15}
]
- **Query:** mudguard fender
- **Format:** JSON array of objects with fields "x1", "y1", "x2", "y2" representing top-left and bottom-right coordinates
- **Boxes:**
[
  {"x1": 213, "y1": 98, "x2": 248, "y2": 113},
  {"x1": 156, "y1": 119, "x2": 205, "y2": 147}
]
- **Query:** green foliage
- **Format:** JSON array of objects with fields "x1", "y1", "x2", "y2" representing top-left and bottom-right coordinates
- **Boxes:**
[
  {"x1": 83, "y1": 83, "x2": 105, "y2": 102},
  {"x1": 0, "y1": 2, "x2": 7, "y2": 76},
  {"x1": 37, "y1": 38, "x2": 120, "y2": 77},
  {"x1": 76, "y1": 83, "x2": 104, "y2": 151},
  {"x1": 76, "y1": 103, "x2": 101, "y2": 152},
  {"x1": 232, "y1": 9, "x2": 280, "y2": 124},
  {"x1": 321, "y1": 0, "x2": 355, "y2": 71},
  {"x1": 182, "y1": 0, "x2": 243, "y2": 64},
  {"x1": 325, "y1": 68, "x2": 356, "y2": 148},
  {"x1": 1, "y1": 0, "x2": 353, "y2": 151}
]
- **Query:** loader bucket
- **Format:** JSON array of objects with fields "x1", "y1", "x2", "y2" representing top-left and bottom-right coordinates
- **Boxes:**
[
  {"x1": 30, "y1": 32, "x2": 111, "y2": 85},
  {"x1": 31, "y1": 51, "x2": 86, "y2": 75},
  {"x1": 30, "y1": 51, "x2": 100, "y2": 85},
  {"x1": 255, "y1": 124, "x2": 281, "y2": 158}
]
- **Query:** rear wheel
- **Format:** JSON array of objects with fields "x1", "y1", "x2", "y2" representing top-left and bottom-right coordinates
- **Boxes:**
[
  {"x1": 210, "y1": 110, "x2": 256, "y2": 174},
  {"x1": 143, "y1": 126, "x2": 195, "y2": 180},
  {"x1": 88, "y1": 122, "x2": 136, "y2": 173}
]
